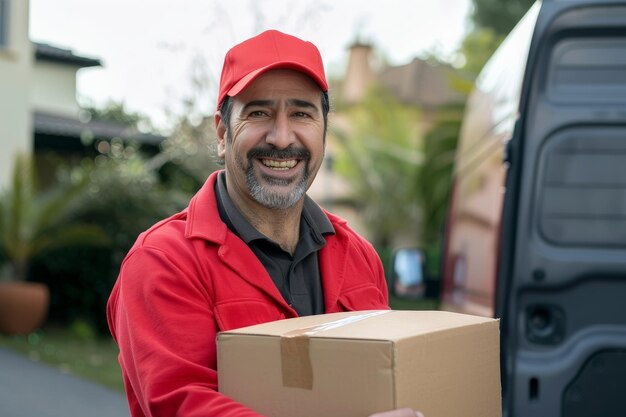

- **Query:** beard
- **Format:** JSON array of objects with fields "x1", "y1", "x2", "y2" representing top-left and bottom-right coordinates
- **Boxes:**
[{"x1": 239, "y1": 146, "x2": 311, "y2": 210}]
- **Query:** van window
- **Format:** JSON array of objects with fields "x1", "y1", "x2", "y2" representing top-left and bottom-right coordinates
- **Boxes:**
[
  {"x1": 548, "y1": 38, "x2": 626, "y2": 103},
  {"x1": 456, "y1": 2, "x2": 540, "y2": 177},
  {"x1": 538, "y1": 128, "x2": 626, "y2": 247}
]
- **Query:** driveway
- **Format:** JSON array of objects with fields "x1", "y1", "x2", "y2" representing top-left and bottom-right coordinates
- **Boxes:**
[{"x1": 0, "y1": 347, "x2": 130, "y2": 417}]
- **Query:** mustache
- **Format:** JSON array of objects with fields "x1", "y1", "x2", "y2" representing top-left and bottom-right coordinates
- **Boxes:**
[{"x1": 247, "y1": 146, "x2": 310, "y2": 161}]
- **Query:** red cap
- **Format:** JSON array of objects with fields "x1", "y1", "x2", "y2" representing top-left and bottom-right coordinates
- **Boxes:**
[{"x1": 217, "y1": 30, "x2": 328, "y2": 110}]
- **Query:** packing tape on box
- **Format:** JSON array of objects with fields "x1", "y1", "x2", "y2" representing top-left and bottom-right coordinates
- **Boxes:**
[{"x1": 280, "y1": 310, "x2": 391, "y2": 390}]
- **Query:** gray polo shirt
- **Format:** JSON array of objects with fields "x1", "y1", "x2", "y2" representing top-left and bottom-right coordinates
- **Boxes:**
[{"x1": 214, "y1": 172, "x2": 335, "y2": 316}]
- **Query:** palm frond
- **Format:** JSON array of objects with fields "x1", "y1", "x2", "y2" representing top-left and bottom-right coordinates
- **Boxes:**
[{"x1": 0, "y1": 154, "x2": 109, "y2": 281}]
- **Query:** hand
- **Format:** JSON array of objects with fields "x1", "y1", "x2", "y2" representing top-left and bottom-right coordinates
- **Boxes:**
[{"x1": 368, "y1": 408, "x2": 424, "y2": 417}]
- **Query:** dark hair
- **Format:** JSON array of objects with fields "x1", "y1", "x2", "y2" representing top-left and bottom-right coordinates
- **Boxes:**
[{"x1": 218, "y1": 91, "x2": 330, "y2": 143}]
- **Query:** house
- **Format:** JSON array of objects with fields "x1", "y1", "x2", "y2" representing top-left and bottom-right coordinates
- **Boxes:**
[
  {"x1": 0, "y1": 0, "x2": 162, "y2": 190},
  {"x1": 31, "y1": 42, "x2": 163, "y2": 187},
  {"x1": 341, "y1": 41, "x2": 465, "y2": 124},
  {"x1": 307, "y1": 41, "x2": 467, "y2": 244},
  {"x1": 0, "y1": 0, "x2": 32, "y2": 189}
]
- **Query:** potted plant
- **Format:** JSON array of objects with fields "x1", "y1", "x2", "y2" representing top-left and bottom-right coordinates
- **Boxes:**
[{"x1": 0, "y1": 154, "x2": 109, "y2": 334}]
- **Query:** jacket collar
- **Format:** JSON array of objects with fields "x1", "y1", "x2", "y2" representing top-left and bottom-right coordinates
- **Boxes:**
[
  {"x1": 184, "y1": 170, "x2": 349, "y2": 314},
  {"x1": 185, "y1": 170, "x2": 229, "y2": 244}
]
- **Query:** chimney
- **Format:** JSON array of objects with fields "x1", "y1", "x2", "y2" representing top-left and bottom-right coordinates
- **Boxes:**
[{"x1": 342, "y1": 42, "x2": 376, "y2": 105}]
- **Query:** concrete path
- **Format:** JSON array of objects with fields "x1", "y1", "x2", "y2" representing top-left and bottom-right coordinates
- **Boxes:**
[{"x1": 0, "y1": 347, "x2": 130, "y2": 417}]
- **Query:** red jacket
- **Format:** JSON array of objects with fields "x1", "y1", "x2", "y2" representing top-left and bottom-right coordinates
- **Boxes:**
[{"x1": 107, "y1": 170, "x2": 389, "y2": 417}]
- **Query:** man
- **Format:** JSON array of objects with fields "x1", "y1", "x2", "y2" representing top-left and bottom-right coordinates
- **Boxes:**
[{"x1": 107, "y1": 30, "x2": 420, "y2": 417}]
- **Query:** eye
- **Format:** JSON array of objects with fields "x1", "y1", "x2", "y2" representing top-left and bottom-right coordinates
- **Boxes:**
[
  {"x1": 248, "y1": 110, "x2": 268, "y2": 118},
  {"x1": 293, "y1": 111, "x2": 311, "y2": 118}
]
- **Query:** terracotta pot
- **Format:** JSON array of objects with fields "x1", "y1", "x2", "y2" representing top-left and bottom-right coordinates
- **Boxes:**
[{"x1": 0, "y1": 282, "x2": 50, "y2": 335}]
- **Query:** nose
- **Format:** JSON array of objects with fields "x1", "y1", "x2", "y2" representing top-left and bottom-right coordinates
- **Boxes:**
[{"x1": 265, "y1": 111, "x2": 295, "y2": 149}]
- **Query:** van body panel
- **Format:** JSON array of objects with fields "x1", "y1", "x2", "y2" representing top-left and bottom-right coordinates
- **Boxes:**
[{"x1": 441, "y1": 3, "x2": 540, "y2": 320}]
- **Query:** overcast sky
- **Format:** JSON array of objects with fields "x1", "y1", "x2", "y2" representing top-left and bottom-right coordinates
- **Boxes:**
[{"x1": 29, "y1": 0, "x2": 472, "y2": 129}]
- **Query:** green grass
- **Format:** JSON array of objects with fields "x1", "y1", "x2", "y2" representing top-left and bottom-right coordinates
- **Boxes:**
[{"x1": 0, "y1": 326, "x2": 125, "y2": 392}]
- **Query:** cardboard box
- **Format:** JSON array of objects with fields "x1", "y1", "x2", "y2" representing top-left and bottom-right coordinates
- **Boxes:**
[{"x1": 217, "y1": 310, "x2": 501, "y2": 417}]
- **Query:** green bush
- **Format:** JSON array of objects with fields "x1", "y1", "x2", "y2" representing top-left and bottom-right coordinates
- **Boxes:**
[
  {"x1": 32, "y1": 246, "x2": 113, "y2": 333},
  {"x1": 33, "y1": 146, "x2": 191, "y2": 334}
]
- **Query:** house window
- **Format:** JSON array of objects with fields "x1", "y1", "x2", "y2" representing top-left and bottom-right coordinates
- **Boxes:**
[{"x1": 0, "y1": 0, "x2": 8, "y2": 48}]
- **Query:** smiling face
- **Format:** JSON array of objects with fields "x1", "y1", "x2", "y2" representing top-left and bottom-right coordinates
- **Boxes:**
[{"x1": 215, "y1": 69, "x2": 326, "y2": 212}]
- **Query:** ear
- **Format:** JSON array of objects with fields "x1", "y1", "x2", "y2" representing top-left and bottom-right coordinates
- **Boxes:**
[{"x1": 215, "y1": 111, "x2": 227, "y2": 158}]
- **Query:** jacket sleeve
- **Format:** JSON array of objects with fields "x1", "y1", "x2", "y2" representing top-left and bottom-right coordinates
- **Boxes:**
[
  {"x1": 107, "y1": 246, "x2": 265, "y2": 417},
  {"x1": 362, "y1": 237, "x2": 390, "y2": 306},
  {"x1": 373, "y1": 251, "x2": 390, "y2": 306}
]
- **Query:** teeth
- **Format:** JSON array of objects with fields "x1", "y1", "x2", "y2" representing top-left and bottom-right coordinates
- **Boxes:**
[{"x1": 261, "y1": 159, "x2": 297, "y2": 170}]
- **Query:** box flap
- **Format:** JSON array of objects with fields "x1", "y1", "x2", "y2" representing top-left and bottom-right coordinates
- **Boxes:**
[{"x1": 219, "y1": 310, "x2": 497, "y2": 342}]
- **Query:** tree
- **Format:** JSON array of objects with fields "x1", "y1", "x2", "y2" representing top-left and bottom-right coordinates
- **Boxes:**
[
  {"x1": 143, "y1": 53, "x2": 222, "y2": 192},
  {"x1": 459, "y1": 0, "x2": 534, "y2": 77},
  {"x1": 82, "y1": 100, "x2": 154, "y2": 132},
  {"x1": 458, "y1": 28, "x2": 503, "y2": 77},
  {"x1": 471, "y1": 0, "x2": 535, "y2": 36},
  {"x1": 332, "y1": 85, "x2": 423, "y2": 249},
  {"x1": 151, "y1": 115, "x2": 221, "y2": 194},
  {"x1": 413, "y1": 103, "x2": 465, "y2": 274}
]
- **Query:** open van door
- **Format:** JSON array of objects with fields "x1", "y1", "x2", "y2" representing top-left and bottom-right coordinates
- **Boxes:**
[{"x1": 440, "y1": 1, "x2": 626, "y2": 415}]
